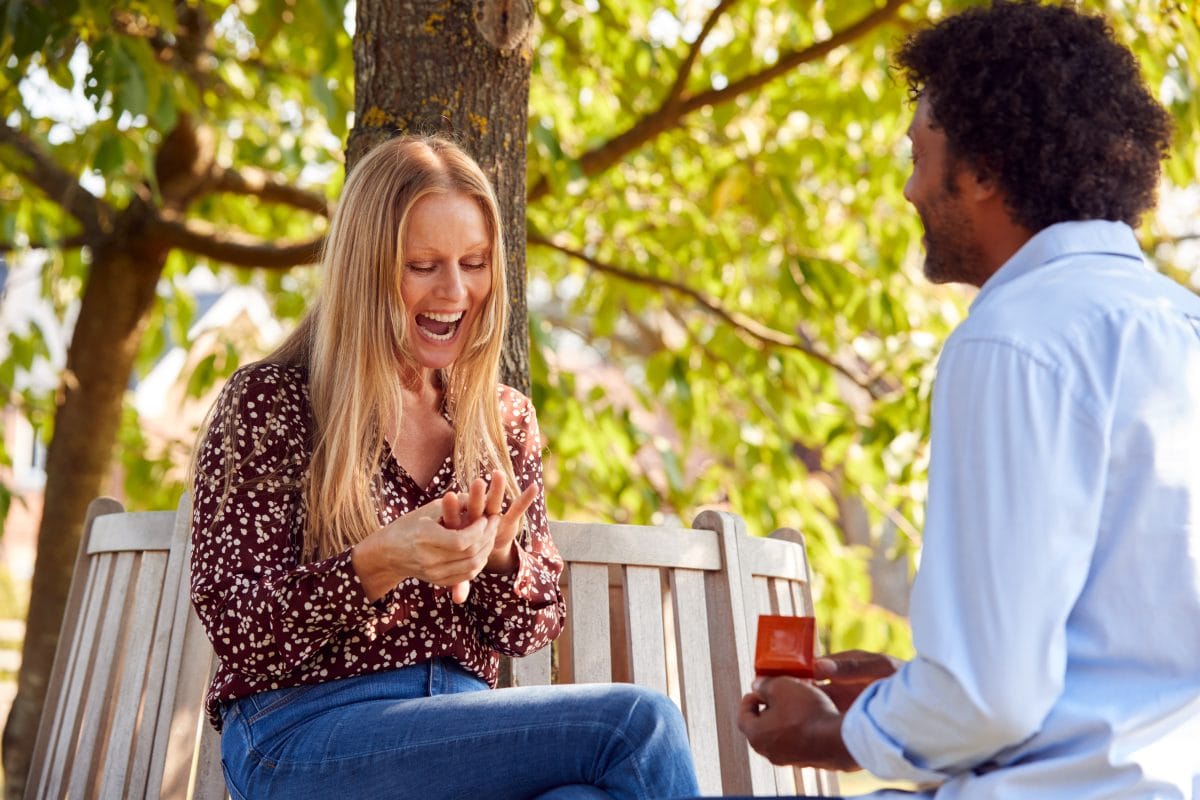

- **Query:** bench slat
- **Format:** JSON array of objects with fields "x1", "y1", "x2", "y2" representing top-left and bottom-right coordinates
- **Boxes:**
[
  {"x1": 568, "y1": 563, "x2": 611, "y2": 683},
  {"x1": 101, "y1": 550, "x2": 170, "y2": 798},
  {"x1": 624, "y1": 566, "x2": 668, "y2": 694},
  {"x1": 672, "y1": 568, "x2": 722, "y2": 795}
]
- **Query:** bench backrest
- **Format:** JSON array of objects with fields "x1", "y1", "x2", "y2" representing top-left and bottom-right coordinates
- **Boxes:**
[
  {"x1": 27, "y1": 497, "x2": 837, "y2": 798},
  {"x1": 740, "y1": 527, "x2": 841, "y2": 796},
  {"x1": 25, "y1": 495, "x2": 221, "y2": 800}
]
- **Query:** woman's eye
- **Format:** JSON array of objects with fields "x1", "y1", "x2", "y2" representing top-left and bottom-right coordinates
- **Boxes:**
[
  {"x1": 406, "y1": 262, "x2": 436, "y2": 273},
  {"x1": 462, "y1": 260, "x2": 488, "y2": 271}
]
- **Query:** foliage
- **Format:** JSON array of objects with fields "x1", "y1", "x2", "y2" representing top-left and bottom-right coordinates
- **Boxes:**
[
  {"x1": 1, "y1": 0, "x2": 342, "y2": 517},
  {"x1": 3, "y1": 0, "x2": 1199, "y2": 661},
  {"x1": 526, "y1": 0, "x2": 1199, "y2": 654}
]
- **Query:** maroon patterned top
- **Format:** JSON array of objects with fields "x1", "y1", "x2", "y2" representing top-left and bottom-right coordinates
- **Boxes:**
[{"x1": 189, "y1": 362, "x2": 564, "y2": 730}]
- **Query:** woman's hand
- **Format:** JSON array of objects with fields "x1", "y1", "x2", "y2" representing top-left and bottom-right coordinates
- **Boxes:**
[
  {"x1": 441, "y1": 470, "x2": 538, "y2": 575},
  {"x1": 351, "y1": 496, "x2": 499, "y2": 603}
]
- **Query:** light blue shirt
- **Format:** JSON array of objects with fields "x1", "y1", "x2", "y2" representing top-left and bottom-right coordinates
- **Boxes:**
[{"x1": 842, "y1": 221, "x2": 1200, "y2": 798}]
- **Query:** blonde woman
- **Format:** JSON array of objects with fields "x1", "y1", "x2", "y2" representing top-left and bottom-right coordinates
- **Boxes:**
[{"x1": 190, "y1": 136, "x2": 699, "y2": 800}]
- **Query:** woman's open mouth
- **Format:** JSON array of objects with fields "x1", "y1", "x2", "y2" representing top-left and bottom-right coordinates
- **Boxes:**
[{"x1": 415, "y1": 311, "x2": 465, "y2": 342}]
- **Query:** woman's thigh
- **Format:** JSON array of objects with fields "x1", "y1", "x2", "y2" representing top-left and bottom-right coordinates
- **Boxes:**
[{"x1": 221, "y1": 661, "x2": 697, "y2": 800}]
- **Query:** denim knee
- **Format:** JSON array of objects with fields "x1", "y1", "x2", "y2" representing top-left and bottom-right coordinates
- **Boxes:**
[
  {"x1": 611, "y1": 685, "x2": 698, "y2": 794},
  {"x1": 609, "y1": 685, "x2": 692, "y2": 756}
]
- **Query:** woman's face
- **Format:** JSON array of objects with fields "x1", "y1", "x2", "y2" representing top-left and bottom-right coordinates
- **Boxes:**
[{"x1": 400, "y1": 191, "x2": 494, "y2": 375}]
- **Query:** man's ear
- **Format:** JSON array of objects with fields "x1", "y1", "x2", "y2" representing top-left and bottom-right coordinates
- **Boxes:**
[{"x1": 961, "y1": 164, "x2": 998, "y2": 202}]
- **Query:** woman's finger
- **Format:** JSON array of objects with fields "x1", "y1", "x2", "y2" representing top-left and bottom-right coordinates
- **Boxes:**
[
  {"x1": 441, "y1": 492, "x2": 462, "y2": 529},
  {"x1": 467, "y1": 477, "x2": 487, "y2": 522},
  {"x1": 503, "y1": 483, "x2": 538, "y2": 524},
  {"x1": 450, "y1": 580, "x2": 471, "y2": 604},
  {"x1": 484, "y1": 470, "x2": 506, "y2": 516}
]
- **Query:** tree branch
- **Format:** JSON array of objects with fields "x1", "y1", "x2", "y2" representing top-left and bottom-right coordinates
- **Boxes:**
[
  {"x1": 529, "y1": 233, "x2": 880, "y2": 396},
  {"x1": 0, "y1": 123, "x2": 112, "y2": 235},
  {"x1": 664, "y1": 0, "x2": 742, "y2": 107},
  {"x1": 1152, "y1": 232, "x2": 1200, "y2": 246},
  {"x1": 210, "y1": 166, "x2": 332, "y2": 217},
  {"x1": 679, "y1": 0, "x2": 909, "y2": 115},
  {"x1": 529, "y1": 0, "x2": 910, "y2": 202},
  {"x1": 148, "y1": 211, "x2": 324, "y2": 269}
]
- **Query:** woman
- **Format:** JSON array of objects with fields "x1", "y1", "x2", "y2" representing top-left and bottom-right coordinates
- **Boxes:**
[{"x1": 190, "y1": 135, "x2": 699, "y2": 799}]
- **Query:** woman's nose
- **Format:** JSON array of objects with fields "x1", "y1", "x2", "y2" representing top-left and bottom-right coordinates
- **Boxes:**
[{"x1": 434, "y1": 265, "x2": 467, "y2": 300}]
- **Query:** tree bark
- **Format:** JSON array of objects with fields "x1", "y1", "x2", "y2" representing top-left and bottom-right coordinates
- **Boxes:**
[
  {"x1": 1, "y1": 200, "x2": 168, "y2": 799},
  {"x1": 352, "y1": 0, "x2": 533, "y2": 393}
]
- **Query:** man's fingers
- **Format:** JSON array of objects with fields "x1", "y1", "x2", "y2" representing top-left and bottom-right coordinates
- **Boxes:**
[
  {"x1": 814, "y1": 650, "x2": 901, "y2": 682},
  {"x1": 734, "y1": 695, "x2": 763, "y2": 734},
  {"x1": 752, "y1": 676, "x2": 776, "y2": 702}
]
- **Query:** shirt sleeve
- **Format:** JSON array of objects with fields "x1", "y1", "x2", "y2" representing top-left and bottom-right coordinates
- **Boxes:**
[
  {"x1": 189, "y1": 365, "x2": 393, "y2": 680},
  {"x1": 842, "y1": 337, "x2": 1107, "y2": 782},
  {"x1": 467, "y1": 389, "x2": 565, "y2": 656}
]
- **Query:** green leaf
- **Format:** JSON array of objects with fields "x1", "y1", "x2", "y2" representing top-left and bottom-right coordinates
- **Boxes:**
[
  {"x1": 93, "y1": 134, "x2": 124, "y2": 175},
  {"x1": 111, "y1": 39, "x2": 149, "y2": 117}
]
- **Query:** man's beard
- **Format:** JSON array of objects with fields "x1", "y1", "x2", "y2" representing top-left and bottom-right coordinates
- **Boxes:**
[{"x1": 919, "y1": 205, "x2": 987, "y2": 286}]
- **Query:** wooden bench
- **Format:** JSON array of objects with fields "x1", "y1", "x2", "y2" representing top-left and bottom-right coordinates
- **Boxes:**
[{"x1": 25, "y1": 496, "x2": 838, "y2": 798}]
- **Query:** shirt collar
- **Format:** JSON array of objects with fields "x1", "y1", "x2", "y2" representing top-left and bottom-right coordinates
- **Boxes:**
[{"x1": 970, "y1": 220, "x2": 1144, "y2": 312}]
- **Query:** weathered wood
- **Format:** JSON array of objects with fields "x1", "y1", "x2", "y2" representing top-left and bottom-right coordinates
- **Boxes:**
[
  {"x1": 552, "y1": 523, "x2": 721, "y2": 569},
  {"x1": 672, "y1": 568, "x2": 722, "y2": 795},
  {"x1": 66, "y1": 550, "x2": 134, "y2": 794},
  {"x1": 100, "y1": 550, "x2": 170, "y2": 798},
  {"x1": 567, "y1": 563, "x2": 612, "y2": 683},
  {"x1": 145, "y1": 495, "x2": 204, "y2": 799},
  {"x1": 24, "y1": 497, "x2": 230, "y2": 800},
  {"x1": 88, "y1": 511, "x2": 177, "y2": 555},
  {"x1": 29, "y1": 497, "x2": 839, "y2": 798},
  {"x1": 694, "y1": 509, "x2": 778, "y2": 794},
  {"x1": 623, "y1": 566, "x2": 668, "y2": 694},
  {"x1": 741, "y1": 527, "x2": 841, "y2": 797}
]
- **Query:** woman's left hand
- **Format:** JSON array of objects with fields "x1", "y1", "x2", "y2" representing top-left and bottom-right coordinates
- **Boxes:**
[{"x1": 442, "y1": 470, "x2": 539, "y2": 576}]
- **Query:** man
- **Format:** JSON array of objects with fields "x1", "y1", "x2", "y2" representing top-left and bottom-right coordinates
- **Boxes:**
[{"x1": 738, "y1": 2, "x2": 1200, "y2": 797}]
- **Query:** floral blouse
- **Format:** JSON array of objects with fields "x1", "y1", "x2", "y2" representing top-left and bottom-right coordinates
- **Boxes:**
[{"x1": 189, "y1": 362, "x2": 564, "y2": 730}]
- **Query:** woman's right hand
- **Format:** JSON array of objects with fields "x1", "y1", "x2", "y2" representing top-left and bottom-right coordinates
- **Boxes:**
[{"x1": 351, "y1": 496, "x2": 499, "y2": 602}]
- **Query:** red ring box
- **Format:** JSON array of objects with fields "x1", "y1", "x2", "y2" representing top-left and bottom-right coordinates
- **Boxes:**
[{"x1": 754, "y1": 615, "x2": 815, "y2": 678}]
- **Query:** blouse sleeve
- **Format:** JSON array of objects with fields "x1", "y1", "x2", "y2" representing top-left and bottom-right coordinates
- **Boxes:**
[
  {"x1": 189, "y1": 365, "x2": 392, "y2": 679},
  {"x1": 466, "y1": 388, "x2": 565, "y2": 656}
]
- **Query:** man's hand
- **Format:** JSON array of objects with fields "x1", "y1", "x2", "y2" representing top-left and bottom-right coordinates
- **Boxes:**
[
  {"x1": 814, "y1": 649, "x2": 904, "y2": 712},
  {"x1": 737, "y1": 676, "x2": 859, "y2": 772}
]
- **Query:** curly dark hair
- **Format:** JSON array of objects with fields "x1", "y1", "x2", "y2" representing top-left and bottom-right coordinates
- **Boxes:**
[{"x1": 894, "y1": 0, "x2": 1173, "y2": 230}]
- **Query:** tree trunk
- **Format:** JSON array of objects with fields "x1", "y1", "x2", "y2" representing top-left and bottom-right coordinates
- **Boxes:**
[
  {"x1": 352, "y1": 0, "x2": 533, "y2": 393},
  {"x1": 2, "y1": 204, "x2": 167, "y2": 799}
]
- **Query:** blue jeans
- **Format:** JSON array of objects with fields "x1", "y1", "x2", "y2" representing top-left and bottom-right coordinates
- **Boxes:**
[{"x1": 219, "y1": 658, "x2": 700, "y2": 800}]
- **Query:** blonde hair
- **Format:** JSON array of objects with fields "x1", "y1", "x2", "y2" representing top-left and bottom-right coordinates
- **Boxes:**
[{"x1": 208, "y1": 135, "x2": 519, "y2": 561}]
